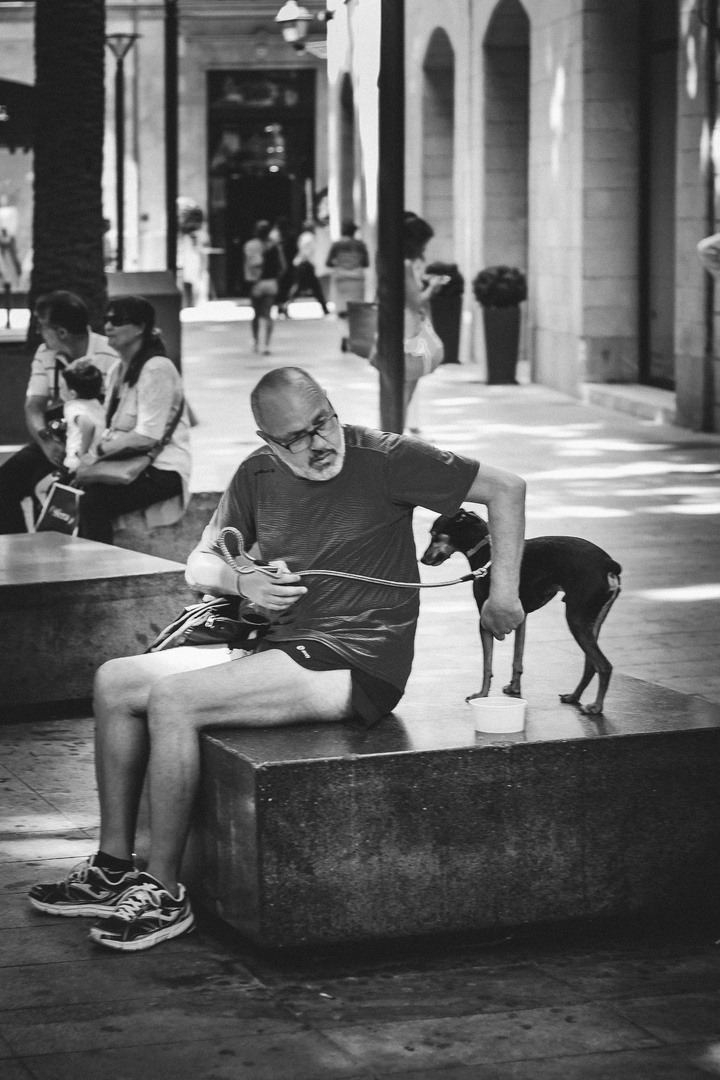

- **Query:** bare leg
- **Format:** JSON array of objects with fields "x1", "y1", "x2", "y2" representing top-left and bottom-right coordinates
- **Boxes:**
[
  {"x1": 94, "y1": 647, "x2": 353, "y2": 895},
  {"x1": 503, "y1": 618, "x2": 526, "y2": 696},
  {"x1": 94, "y1": 645, "x2": 250, "y2": 862},
  {"x1": 467, "y1": 622, "x2": 495, "y2": 701}
]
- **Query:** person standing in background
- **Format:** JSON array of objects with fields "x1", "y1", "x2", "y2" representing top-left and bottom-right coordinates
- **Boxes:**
[
  {"x1": 312, "y1": 190, "x2": 332, "y2": 311},
  {"x1": 326, "y1": 220, "x2": 369, "y2": 352},
  {"x1": 284, "y1": 222, "x2": 329, "y2": 316},
  {"x1": 243, "y1": 220, "x2": 285, "y2": 354},
  {"x1": 403, "y1": 214, "x2": 447, "y2": 434}
]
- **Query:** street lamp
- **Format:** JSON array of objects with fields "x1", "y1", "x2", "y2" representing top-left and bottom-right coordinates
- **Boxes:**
[
  {"x1": 105, "y1": 32, "x2": 140, "y2": 272},
  {"x1": 275, "y1": 2, "x2": 315, "y2": 50}
]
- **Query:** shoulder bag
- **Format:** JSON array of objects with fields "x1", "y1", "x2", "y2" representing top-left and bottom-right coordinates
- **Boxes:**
[
  {"x1": 146, "y1": 595, "x2": 270, "y2": 652},
  {"x1": 74, "y1": 396, "x2": 185, "y2": 487},
  {"x1": 403, "y1": 317, "x2": 444, "y2": 381}
]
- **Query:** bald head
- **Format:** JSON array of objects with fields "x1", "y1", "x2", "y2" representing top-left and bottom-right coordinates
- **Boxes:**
[{"x1": 251, "y1": 367, "x2": 326, "y2": 432}]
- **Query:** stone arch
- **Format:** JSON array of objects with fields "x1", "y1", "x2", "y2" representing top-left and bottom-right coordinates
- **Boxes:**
[
  {"x1": 339, "y1": 72, "x2": 356, "y2": 225},
  {"x1": 483, "y1": 0, "x2": 530, "y2": 271},
  {"x1": 422, "y1": 28, "x2": 454, "y2": 260}
]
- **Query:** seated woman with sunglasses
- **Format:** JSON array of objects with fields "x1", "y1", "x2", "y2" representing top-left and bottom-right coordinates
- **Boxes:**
[{"x1": 77, "y1": 296, "x2": 191, "y2": 544}]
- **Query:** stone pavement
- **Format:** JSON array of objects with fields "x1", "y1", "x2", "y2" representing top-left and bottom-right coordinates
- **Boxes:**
[{"x1": 2, "y1": 305, "x2": 720, "y2": 1079}]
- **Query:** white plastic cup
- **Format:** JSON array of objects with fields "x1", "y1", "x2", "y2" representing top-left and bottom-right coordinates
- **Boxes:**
[{"x1": 468, "y1": 696, "x2": 527, "y2": 733}]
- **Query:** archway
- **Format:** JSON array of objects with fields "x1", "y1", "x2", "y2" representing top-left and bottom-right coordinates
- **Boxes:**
[
  {"x1": 639, "y1": 0, "x2": 677, "y2": 389},
  {"x1": 339, "y1": 73, "x2": 355, "y2": 225},
  {"x1": 483, "y1": 0, "x2": 530, "y2": 270},
  {"x1": 422, "y1": 29, "x2": 454, "y2": 260}
]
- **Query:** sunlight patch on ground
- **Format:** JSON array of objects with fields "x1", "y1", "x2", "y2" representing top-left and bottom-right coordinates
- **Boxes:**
[
  {"x1": 181, "y1": 299, "x2": 328, "y2": 323},
  {"x1": 613, "y1": 485, "x2": 720, "y2": 497},
  {"x1": 630, "y1": 584, "x2": 720, "y2": 602},
  {"x1": 560, "y1": 439, "x2": 671, "y2": 453},
  {"x1": 526, "y1": 462, "x2": 720, "y2": 482},
  {"x1": 527, "y1": 506, "x2": 632, "y2": 519},
  {"x1": 459, "y1": 422, "x2": 604, "y2": 439},
  {"x1": 642, "y1": 503, "x2": 720, "y2": 515}
]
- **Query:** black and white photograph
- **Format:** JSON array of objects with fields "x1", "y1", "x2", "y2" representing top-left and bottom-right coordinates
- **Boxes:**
[{"x1": 1, "y1": 1, "x2": 720, "y2": 1077}]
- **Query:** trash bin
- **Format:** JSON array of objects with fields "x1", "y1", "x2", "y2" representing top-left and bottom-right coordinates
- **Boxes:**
[
  {"x1": 426, "y1": 262, "x2": 465, "y2": 365},
  {"x1": 107, "y1": 271, "x2": 182, "y2": 368},
  {"x1": 346, "y1": 301, "x2": 378, "y2": 359}
]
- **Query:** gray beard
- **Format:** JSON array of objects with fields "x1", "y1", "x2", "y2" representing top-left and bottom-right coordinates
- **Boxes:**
[{"x1": 282, "y1": 427, "x2": 346, "y2": 481}]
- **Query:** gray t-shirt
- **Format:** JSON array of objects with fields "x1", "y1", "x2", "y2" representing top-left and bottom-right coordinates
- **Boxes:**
[{"x1": 201, "y1": 425, "x2": 479, "y2": 692}]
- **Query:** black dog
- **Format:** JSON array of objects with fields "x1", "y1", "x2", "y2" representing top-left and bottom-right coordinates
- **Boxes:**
[{"x1": 421, "y1": 510, "x2": 622, "y2": 715}]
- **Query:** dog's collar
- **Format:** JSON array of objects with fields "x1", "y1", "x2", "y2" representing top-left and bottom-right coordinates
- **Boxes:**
[{"x1": 466, "y1": 535, "x2": 490, "y2": 560}]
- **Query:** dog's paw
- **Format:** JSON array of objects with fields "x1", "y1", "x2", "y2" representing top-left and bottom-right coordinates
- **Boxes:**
[
  {"x1": 502, "y1": 685, "x2": 522, "y2": 697},
  {"x1": 559, "y1": 693, "x2": 581, "y2": 705},
  {"x1": 580, "y1": 702, "x2": 604, "y2": 716}
]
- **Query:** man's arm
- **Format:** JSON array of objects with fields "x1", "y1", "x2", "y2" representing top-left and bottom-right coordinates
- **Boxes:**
[
  {"x1": 464, "y1": 463, "x2": 526, "y2": 639},
  {"x1": 186, "y1": 524, "x2": 307, "y2": 614},
  {"x1": 25, "y1": 395, "x2": 65, "y2": 467}
]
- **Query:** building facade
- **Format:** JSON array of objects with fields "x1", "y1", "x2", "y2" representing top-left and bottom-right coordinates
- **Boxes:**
[
  {"x1": 328, "y1": 0, "x2": 717, "y2": 431},
  {"x1": 0, "y1": 0, "x2": 328, "y2": 298},
  {"x1": 0, "y1": 0, "x2": 717, "y2": 429}
]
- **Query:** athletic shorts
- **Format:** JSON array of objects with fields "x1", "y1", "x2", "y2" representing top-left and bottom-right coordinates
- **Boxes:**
[{"x1": 257, "y1": 638, "x2": 402, "y2": 728}]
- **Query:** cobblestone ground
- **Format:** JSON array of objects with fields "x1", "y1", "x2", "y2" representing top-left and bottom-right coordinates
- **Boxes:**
[{"x1": 2, "y1": 306, "x2": 720, "y2": 1079}]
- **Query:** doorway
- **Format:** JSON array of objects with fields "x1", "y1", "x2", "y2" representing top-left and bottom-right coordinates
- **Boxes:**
[
  {"x1": 207, "y1": 70, "x2": 315, "y2": 297},
  {"x1": 483, "y1": 0, "x2": 530, "y2": 270},
  {"x1": 422, "y1": 29, "x2": 455, "y2": 261}
]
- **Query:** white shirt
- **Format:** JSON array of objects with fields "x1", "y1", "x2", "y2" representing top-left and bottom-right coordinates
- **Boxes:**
[
  {"x1": 104, "y1": 355, "x2": 191, "y2": 493},
  {"x1": 63, "y1": 398, "x2": 106, "y2": 470},
  {"x1": 26, "y1": 331, "x2": 119, "y2": 407}
]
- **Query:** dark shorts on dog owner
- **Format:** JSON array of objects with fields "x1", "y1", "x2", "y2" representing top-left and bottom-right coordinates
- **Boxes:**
[{"x1": 257, "y1": 638, "x2": 402, "y2": 728}]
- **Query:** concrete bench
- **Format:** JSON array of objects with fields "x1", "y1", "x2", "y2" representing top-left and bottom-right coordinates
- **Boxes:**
[
  {"x1": 0, "y1": 532, "x2": 190, "y2": 720},
  {"x1": 183, "y1": 668, "x2": 720, "y2": 948},
  {"x1": 111, "y1": 491, "x2": 220, "y2": 564}
]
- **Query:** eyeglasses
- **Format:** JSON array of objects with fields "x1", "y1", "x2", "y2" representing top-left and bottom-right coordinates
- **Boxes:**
[
  {"x1": 261, "y1": 412, "x2": 339, "y2": 454},
  {"x1": 104, "y1": 312, "x2": 131, "y2": 326}
]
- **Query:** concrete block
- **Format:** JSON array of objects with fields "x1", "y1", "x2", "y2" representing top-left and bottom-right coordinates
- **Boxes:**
[
  {"x1": 0, "y1": 533, "x2": 191, "y2": 717},
  {"x1": 185, "y1": 672, "x2": 720, "y2": 947},
  {"x1": 112, "y1": 491, "x2": 220, "y2": 563}
]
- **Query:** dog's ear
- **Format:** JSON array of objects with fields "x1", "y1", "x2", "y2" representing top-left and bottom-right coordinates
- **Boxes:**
[{"x1": 455, "y1": 509, "x2": 483, "y2": 524}]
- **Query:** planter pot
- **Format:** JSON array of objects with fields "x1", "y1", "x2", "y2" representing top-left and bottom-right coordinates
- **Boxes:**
[
  {"x1": 429, "y1": 294, "x2": 463, "y2": 364},
  {"x1": 482, "y1": 304, "x2": 521, "y2": 384}
]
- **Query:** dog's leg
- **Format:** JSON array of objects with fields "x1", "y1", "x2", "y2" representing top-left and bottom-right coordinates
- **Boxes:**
[
  {"x1": 466, "y1": 622, "x2": 495, "y2": 701},
  {"x1": 562, "y1": 581, "x2": 619, "y2": 715},
  {"x1": 503, "y1": 617, "x2": 526, "y2": 697}
]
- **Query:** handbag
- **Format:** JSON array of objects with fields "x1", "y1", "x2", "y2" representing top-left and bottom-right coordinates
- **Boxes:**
[
  {"x1": 251, "y1": 278, "x2": 279, "y2": 299},
  {"x1": 403, "y1": 317, "x2": 444, "y2": 381},
  {"x1": 146, "y1": 595, "x2": 270, "y2": 653},
  {"x1": 35, "y1": 480, "x2": 83, "y2": 536},
  {"x1": 75, "y1": 396, "x2": 185, "y2": 487}
]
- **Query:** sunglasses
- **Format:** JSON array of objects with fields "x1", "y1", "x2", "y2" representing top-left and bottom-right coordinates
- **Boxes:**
[{"x1": 104, "y1": 312, "x2": 132, "y2": 327}]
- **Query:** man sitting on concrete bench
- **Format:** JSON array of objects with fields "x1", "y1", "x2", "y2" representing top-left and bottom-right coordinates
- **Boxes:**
[{"x1": 28, "y1": 366, "x2": 526, "y2": 952}]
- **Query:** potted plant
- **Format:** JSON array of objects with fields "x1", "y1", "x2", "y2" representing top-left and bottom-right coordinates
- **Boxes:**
[
  {"x1": 426, "y1": 262, "x2": 465, "y2": 364},
  {"x1": 472, "y1": 265, "x2": 527, "y2": 384}
]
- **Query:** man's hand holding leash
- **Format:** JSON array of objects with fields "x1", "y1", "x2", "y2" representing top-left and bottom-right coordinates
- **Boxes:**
[{"x1": 235, "y1": 559, "x2": 306, "y2": 613}]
